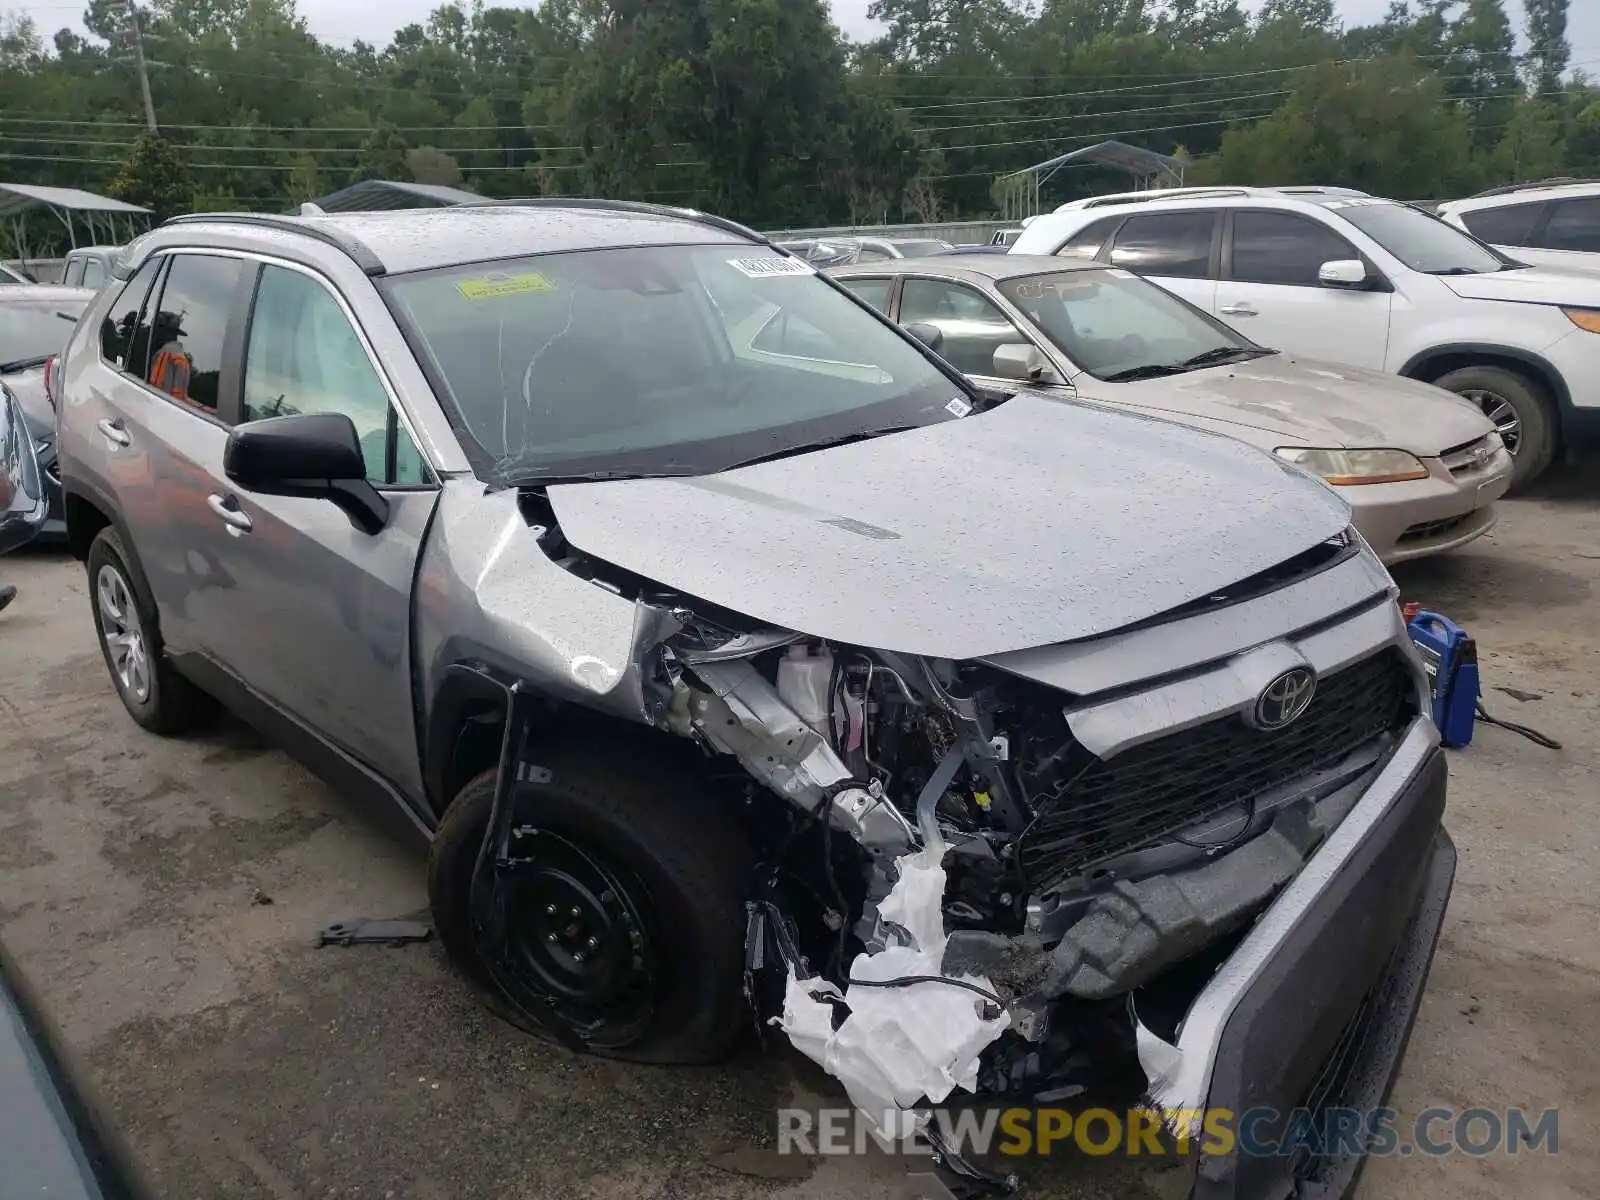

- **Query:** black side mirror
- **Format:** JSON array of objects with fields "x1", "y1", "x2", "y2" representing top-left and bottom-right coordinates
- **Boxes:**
[
  {"x1": 224, "y1": 412, "x2": 389, "y2": 535},
  {"x1": 902, "y1": 322, "x2": 946, "y2": 353}
]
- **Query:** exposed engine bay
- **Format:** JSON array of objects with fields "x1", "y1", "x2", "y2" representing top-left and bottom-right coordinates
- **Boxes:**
[
  {"x1": 489, "y1": 488, "x2": 1422, "y2": 1184},
  {"x1": 643, "y1": 609, "x2": 1416, "y2": 1137}
]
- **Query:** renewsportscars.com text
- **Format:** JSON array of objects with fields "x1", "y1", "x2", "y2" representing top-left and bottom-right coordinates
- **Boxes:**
[{"x1": 777, "y1": 1105, "x2": 1559, "y2": 1160}]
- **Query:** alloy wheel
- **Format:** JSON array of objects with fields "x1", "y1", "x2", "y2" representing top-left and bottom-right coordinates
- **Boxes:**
[
  {"x1": 1462, "y1": 388, "x2": 1522, "y2": 456},
  {"x1": 97, "y1": 564, "x2": 150, "y2": 703}
]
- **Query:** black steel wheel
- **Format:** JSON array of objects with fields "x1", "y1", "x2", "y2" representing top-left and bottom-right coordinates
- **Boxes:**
[
  {"x1": 429, "y1": 738, "x2": 752, "y2": 1064},
  {"x1": 495, "y1": 829, "x2": 658, "y2": 1050}
]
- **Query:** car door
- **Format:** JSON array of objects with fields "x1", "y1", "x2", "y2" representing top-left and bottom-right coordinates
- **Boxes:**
[
  {"x1": 94, "y1": 251, "x2": 257, "y2": 659},
  {"x1": 204, "y1": 260, "x2": 436, "y2": 796},
  {"x1": 1217, "y1": 209, "x2": 1392, "y2": 367},
  {"x1": 1101, "y1": 210, "x2": 1219, "y2": 312},
  {"x1": 897, "y1": 276, "x2": 1046, "y2": 391}
]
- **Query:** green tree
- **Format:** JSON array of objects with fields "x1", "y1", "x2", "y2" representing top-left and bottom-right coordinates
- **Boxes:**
[
  {"x1": 109, "y1": 132, "x2": 194, "y2": 218},
  {"x1": 1491, "y1": 100, "x2": 1568, "y2": 181},
  {"x1": 1201, "y1": 57, "x2": 1478, "y2": 198},
  {"x1": 1523, "y1": 0, "x2": 1569, "y2": 96},
  {"x1": 1447, "y1": 0, "x2": 1520, "y2": 150},
  {"x1": 355, "y1": 121, "x2": 411, "y2": 181}
]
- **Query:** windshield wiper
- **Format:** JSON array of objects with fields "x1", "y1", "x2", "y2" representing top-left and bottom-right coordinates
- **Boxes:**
[
  {"x1": 1100, "y1": 363, "x2": 1191, "y2": 382},
  {"x1": 514, "y1": 468, "x2": 703, "y2": 488},
  {"x1": 0, "y1": 354, "x2": 51, "y2": 374},
  {"x1": 724, "y1": 425, "x2": 921, "y2": 470},
  {"x1": 1179, "y1": 346, "x2": 1275, "y2": 368},
  {"x1": 1428, "y1": 267, "x2": 1484, "y2": 276}
]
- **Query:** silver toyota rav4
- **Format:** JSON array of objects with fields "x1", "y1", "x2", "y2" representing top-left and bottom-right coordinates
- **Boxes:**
[{"x1": 54, "y1": 200, "x2": 1454, "y2": 1199}]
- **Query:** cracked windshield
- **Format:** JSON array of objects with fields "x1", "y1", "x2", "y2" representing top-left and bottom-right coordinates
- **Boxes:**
[{"x1": 380, "y1": 245, "x2": 964, "y2": 484}]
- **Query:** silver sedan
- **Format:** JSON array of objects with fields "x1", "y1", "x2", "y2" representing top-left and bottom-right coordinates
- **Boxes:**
[{"x1": 830, "y1": 254, "x2": 1513, "y2": 565}]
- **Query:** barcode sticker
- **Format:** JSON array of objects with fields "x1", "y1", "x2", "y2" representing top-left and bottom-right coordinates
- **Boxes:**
[{"x1": 727, "y1": 256, "x2": 815, "y2": 278}]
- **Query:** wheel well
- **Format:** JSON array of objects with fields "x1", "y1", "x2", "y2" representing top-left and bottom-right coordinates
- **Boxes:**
[
  {"x1": 64, "y1": 492, "x2": 112, "y2": 562},
  {"x1": 1402, "y1": 349, "x2": 1559, "y2": 405},
  {"x1": 435, "y1": 702, "x2": 745, "y2": 825}
]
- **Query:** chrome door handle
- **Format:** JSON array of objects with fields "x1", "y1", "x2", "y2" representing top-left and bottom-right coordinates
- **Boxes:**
[
  {"x1": 206, "y1": 493, "x2": 253, "y2": 537},
  {"x1": 96, "y1": 417, "x2": 131, "y2": 446},
  {"x1": 1219, "y1": 302, "x2": 1259, "y2": 317}
]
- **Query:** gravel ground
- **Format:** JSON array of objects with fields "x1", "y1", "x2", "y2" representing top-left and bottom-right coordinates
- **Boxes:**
[{"x1": 0, "y1": 468, "x2": 1594, "y2": 1200}]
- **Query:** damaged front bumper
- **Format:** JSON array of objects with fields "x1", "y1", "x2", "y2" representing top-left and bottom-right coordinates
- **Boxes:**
[{"x1": 1135, "y1": 714, "x2": 1453, "y2": 1199}]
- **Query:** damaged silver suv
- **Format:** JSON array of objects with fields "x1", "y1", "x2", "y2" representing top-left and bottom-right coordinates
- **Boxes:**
[{"x1": 54, "y1": 200, "x2": 1455, "y2": 1199}]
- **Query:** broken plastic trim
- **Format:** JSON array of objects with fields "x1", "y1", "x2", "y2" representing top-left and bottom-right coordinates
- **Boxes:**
[
  {"x1": 777, "y1": 846, "x2": 1012, "y2": 1145},
  {"x1": 466, "y1": 678, "x2": 591, "y2": 1053}
]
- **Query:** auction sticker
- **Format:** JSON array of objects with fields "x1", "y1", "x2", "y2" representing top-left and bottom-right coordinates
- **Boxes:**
[
  {"x1": 727, "y1": 256, "x2": 815, "y2": 278},
  {"x1": 457, "y1": 271, "x2": 557, "y2": 300}
]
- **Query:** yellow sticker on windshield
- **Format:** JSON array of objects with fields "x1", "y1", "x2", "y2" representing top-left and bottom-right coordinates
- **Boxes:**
[{"x1": 456, "y1": 271, "x2": 556, "y2": 300}]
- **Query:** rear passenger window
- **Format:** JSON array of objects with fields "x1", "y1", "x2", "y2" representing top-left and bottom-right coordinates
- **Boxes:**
[
  {"x1": 99, "y1": 256, "x2": 163, "y2": 376},
  {"x1": 1230, "y1": 211, "x2": 1362, "y2": 286},
  {"x1": 1460, "y1": 202, "x2": 1545, "y2": 247},
  {"x1": 143, "y1": 254, "x2": 249, "y2": 413},
  {"x1": 841, "y1": 277, "x2": 892, "y2": 314},
  {"x1": 242, "y1": 265, "x2": 427, "y2": 485},
  {"x1": 1109, "y1": 213, "x2": 1215, "y2": 278},
  {"x1": 1540, "y1": 198, "x2": 1600, "y2": 253},
  {"x1": 1056, "y1": 215, "x2": 1121, "y2": 260}
]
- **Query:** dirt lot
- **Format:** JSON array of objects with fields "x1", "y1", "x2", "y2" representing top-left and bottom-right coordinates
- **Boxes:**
[{"x1": 1, "y1": 470, "x2": 1596, "y2": 1200}]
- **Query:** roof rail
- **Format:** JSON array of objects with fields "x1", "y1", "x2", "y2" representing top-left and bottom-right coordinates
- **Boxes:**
[
  {"x1": 1274, "y1": 185, "x2": 1369, "y2": 197},
  {"x1": 1468, "y1": 176, "x2": 1600, "y2": 199},
  {"x1": 161, "y1": 211, "x2": 386, "y2": 275},
  {"x1": 459, "y1": 197, "x2": 769, "y2": 245},
  {"x1": 1075, "y1": 187, "x2": 1251, "y2": 209}
]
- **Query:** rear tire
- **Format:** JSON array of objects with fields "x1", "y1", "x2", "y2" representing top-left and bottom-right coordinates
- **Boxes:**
[
  {"x1": 1432, "y1": 364, "x2": 1558, "y2": 492},
  {"x1": 86, "y1": 527, "x2": 217, "y2": 735},
  {"x1": 428, "y1": 740, "x2": 752, "y2": 1064}
]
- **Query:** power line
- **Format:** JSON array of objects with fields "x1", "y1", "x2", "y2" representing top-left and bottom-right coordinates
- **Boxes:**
[
  {"x1": 914, "y1": 89, "x2": 1294, "y2": 134},
  {"x1": 930, "y1": 111, "x2": 1285, "y2": 155}
]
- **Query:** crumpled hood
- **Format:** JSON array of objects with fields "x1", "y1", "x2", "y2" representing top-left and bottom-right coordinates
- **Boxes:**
[
  {"x1": 1437, "y1": 262, "x2": 1600, "y2": 305},
  {"x1": 1082, "y1": 355, "x2": 1493, "y2": 454},
  {"x1": 546, "y1": 393, "x2": 1350, "y2": 659}
]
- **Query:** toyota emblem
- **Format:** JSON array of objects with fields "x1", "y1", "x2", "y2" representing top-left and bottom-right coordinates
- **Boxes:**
[{"x1": 1251, "y1": 667, "x2": 1317, "y2": 730}]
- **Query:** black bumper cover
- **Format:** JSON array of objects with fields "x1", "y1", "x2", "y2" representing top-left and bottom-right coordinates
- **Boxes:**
[{"x1": 1193, "y1": 746, "x2": 1454, "y2": 1200}]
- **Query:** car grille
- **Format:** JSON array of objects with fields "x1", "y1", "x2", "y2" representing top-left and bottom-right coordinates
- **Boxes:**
[
  {"x1": 1441, "y1": 433, "x2": 1497, "y2": 477},
  {"x1": 1018, "y1": 649, "x2": 1416, "y2": 892},
  {"x1": 1398, "y1": 512, "x2": 1474, "y2": 544}
]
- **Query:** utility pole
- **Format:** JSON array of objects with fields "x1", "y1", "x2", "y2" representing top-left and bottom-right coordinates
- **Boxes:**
[{"x1": 124, "y1": 3, "x2": 158, "y2": 133}]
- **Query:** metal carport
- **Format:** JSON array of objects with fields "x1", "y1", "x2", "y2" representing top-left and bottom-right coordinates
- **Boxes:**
[{"x1": 0, "y1": 184, "x2": 152, "y2": 271}]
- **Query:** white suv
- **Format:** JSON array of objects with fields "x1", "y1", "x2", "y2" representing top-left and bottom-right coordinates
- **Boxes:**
[
  {"x1": 1012, "y1": 186, "x2": 1600, "y2": 488},
  {"x1": 1437, "y1": 180, "x2": 1600, "y2": 273}
]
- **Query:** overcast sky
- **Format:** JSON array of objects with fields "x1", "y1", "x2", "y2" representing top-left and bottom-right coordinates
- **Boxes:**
[{"x1": 15, "y1": 0, "x2": 1600, "y2": 67}]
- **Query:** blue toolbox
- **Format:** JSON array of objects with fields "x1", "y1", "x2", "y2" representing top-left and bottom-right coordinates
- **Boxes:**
[{"x1": 1405, "y1": 608, "x2": 1479, "y2": 748}]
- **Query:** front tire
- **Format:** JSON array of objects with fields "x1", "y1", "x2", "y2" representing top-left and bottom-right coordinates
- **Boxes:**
[
  {"x1": 428, "y1": 741, "x2": 752, "y2": 1064},
  {"x1": 1432, "y1": 364, "x2": 1558, "y2": 491},
  {"x1": 86, "y1": 527, "x2": 216, "y2": 735}
]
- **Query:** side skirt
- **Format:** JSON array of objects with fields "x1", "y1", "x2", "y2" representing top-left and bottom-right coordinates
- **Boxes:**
[{"x1": 169, "y1": 651, "x2": 435, "y2": 853}]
